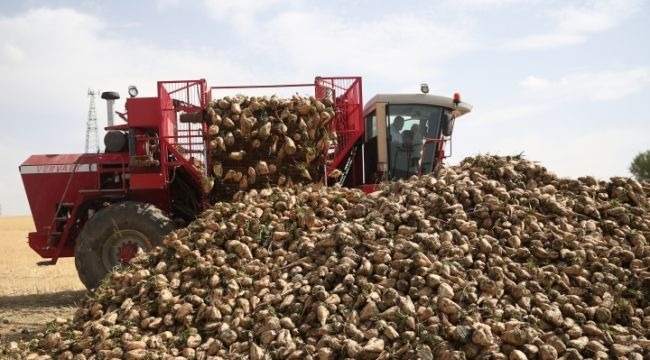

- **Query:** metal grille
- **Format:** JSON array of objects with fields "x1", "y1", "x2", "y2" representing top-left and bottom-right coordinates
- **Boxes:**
[
  {"x1": 315, "y1": 77, "x2": 364, "y2": 174},
  {"x1": 158, "y1": 80, "x2": 208, "y2": 174}
]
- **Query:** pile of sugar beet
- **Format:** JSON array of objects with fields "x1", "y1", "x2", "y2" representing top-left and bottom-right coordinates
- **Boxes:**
[
  {"x1": 4, "y1": 154, "x2": 650, "y2": 360},
  {"x1": 187, "y1": 93, "x2": 338, "y2": 199}
]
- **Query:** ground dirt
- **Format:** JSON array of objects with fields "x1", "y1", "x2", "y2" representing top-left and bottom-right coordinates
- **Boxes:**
[{"x1": 0, "y1": 216, "x2": 87, "y2": 343}]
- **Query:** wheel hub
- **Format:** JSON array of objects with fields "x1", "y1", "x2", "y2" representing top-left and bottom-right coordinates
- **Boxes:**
[
  {"x1": 118, "y1": 241, "x2": 139, "y2": 263},
  {"x1": 102, "y1": 229, "x2": 152, "y2": 270}
]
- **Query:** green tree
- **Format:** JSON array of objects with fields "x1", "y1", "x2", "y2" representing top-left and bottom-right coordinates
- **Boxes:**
[{"x1": 630, "y1": 150, "x2": 650, "y2": 181}]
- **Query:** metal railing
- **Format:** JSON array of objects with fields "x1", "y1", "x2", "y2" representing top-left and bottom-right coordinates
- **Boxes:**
[
  {"x1": 315, "y1": 77, "x2": 364, "y2": 174},
  {"x1": 158, "y1": 80, "x2": 209, "y2": 176}
]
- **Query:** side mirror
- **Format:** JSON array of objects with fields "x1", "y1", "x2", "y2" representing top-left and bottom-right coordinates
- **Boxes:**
[{"x1": 442, "y1": 113, "x2": 455, "y2": 137}]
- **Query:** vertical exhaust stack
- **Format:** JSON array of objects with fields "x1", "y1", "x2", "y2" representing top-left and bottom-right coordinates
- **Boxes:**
[{"x1": 101, "y1": 91, "x2": 120, "y2": 126}]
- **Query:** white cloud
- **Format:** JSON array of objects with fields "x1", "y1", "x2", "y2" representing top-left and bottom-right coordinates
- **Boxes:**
[
  {"x1": 473, "y1": 103, "x2": 545, "y2": 126},
  {"x1": 520, "y1": 67, "x2": 650, "y2": 101},
  {"x1": 554, "y1": 0, "x2": 639, "y2": 34},
  {"x1": 452, "y1": 0, "x2": 534, "y2": 8},
  {"x1": 197, "y1": 2, "x2": 479, "y2": 95},
  {"x1": 224, "y1": 8, "x2": 476, "y2": 87},
  {"x1": 506, "y1": 33, "x2": 584, "y2": 50},
  {"x1": 0, "y1": 7, "x2": 252, "y2": 116},
  {"x1": 1, "y1": 43, "x2": 25, "y2": 63},
  {"x1": 203, "y1": 0, "x2": 303, "y2": 30},
  {"x1": 204, "y1": 0, "x2": 298, "y2": 17},
  {"x1": 519, "y1": 75, "x2": 549, "y2": 91},
  {"x1": 156, "y1": 0, "x2": 181, "y2": 10},
  {"x1": 506, "y1": 0, "x2": 643, "y2": 50},
  {"x1": 0, "y1": 7, "x2": 252, "y2": 215}
]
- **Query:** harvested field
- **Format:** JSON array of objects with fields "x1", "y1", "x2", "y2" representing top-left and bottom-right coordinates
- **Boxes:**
[{"x1": 0, "y1": 217, "x2": 85, "y2": 342}]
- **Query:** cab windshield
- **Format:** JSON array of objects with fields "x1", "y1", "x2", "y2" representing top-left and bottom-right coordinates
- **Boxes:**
[{"x1": 387, "y1": 104, "x2": 445, "y2": 179}]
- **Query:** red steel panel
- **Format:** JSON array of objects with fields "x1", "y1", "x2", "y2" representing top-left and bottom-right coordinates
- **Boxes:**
[
  {"x1": 158, "y1": 85, "x2": 176, "y2": 138},
  {"x1": 126, "y1": 98, "x2": 162, "y2": 128},
  {"x1": 22, "y1": 153, "x2": 84, "y2": 166},
  {"x1": 20, "y1": 155, "x2": 101, "y2": 258},
  {"x1": 131, "y1": 172, "x2": 166, "y2": 190},
  {"x1": 20, "y1": 156, "x2": 99, "y2": 231}
]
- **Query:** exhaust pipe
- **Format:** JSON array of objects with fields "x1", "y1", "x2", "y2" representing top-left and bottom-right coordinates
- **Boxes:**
[{"x1": 101, "y1": 91, "x2": 120, "y2": 126}]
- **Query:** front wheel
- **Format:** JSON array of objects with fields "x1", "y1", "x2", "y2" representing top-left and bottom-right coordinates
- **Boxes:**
[{"x1": 74, "y1": 201, "x2": 174, "y2": 289}]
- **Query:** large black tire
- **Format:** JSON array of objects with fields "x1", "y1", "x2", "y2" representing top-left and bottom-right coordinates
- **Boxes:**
[{"x1": 74, "y1": 201, "x2": 173, "y2": 289}]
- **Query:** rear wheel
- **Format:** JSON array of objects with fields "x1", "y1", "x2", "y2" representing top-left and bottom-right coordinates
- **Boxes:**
[{"x1": 74, "y1": 201, "x2": 173, "y2": 289}]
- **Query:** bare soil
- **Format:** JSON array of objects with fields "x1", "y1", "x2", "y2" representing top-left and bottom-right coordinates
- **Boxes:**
[
  {"x1": 0, "y1": 290, "x2": 84, "y2": 342},
  {"x1": 0, "y1": 216, "x2": 86, "y2": 343}
]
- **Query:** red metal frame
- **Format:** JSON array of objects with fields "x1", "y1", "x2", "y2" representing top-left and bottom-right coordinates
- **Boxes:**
[
  {"x1": 20, "y1": 76, "x2": 366, "y2": 265},
  {"x1": 21, "y1": 80, "x2": 213, "y2": 264},
  {"x1": 211, "y1": 83, "x2": 314, "y2": 90},
  {"x1": 314, "y1": 77, "x2": 364, "y2": 175},
  {"x1": 158, "y1": 79, "x2": 209, "y2": 175}
]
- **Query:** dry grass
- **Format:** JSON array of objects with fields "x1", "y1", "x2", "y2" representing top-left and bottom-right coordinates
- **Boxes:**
[{"x1": 0, "y1": 216, "x2": 84, "y2": 296}]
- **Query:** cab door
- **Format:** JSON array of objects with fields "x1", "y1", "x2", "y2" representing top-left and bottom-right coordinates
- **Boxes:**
[{"x1": 363, "y1": 102, "x2": 388, "y2": 184}]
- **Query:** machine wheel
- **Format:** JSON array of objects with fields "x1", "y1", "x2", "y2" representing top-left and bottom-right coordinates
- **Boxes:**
[{"x1": 74, "y1": 201, "x2": 173, "y2": 289}]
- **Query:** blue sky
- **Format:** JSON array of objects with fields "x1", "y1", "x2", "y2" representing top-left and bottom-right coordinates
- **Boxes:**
[{"x1": 0, "y1": 0, "x2": 648, "y2": 215}]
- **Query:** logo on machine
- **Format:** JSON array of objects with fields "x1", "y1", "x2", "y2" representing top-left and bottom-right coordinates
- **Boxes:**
[{"x1": 19, "y1": 163, "x2": 98, "y2": 174}]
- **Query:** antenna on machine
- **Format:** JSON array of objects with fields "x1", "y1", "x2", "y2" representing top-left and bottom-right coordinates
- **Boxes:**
[{"x1": 86, "y1": 89, "x2": 100, "y2": 153}]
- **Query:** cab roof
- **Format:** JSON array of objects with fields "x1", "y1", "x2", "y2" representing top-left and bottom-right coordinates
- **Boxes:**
[{"x1": 364, "y1": 94, "x2": 473, "y2": 117}]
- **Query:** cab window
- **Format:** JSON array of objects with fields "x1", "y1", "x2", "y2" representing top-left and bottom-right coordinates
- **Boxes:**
[{"x1": 387, "y1": 105, "x2": 444, "y2": 179}]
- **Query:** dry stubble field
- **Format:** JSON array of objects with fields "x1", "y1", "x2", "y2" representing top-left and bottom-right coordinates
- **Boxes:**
[{"x1": 0, "y1": 216, "x2": 87, "y2": 343}]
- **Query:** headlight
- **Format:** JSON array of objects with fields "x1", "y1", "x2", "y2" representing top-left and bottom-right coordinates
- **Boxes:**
[
  {"x1": 128, "y1": 85, "x2": 138, "y2": 98},
  {"x1": 420, "y1": 83, "x2": 429, "y2": 94}
]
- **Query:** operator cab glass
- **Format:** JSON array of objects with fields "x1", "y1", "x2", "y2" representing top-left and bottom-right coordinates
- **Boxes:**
[{"x1": 387, "y1": 104, "x2": 449, "y2": 179}]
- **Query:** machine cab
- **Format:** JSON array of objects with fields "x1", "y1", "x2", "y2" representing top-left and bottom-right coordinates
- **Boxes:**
[{"x1": 362, "y1": 93, "x2": 472, "y2": 183}]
